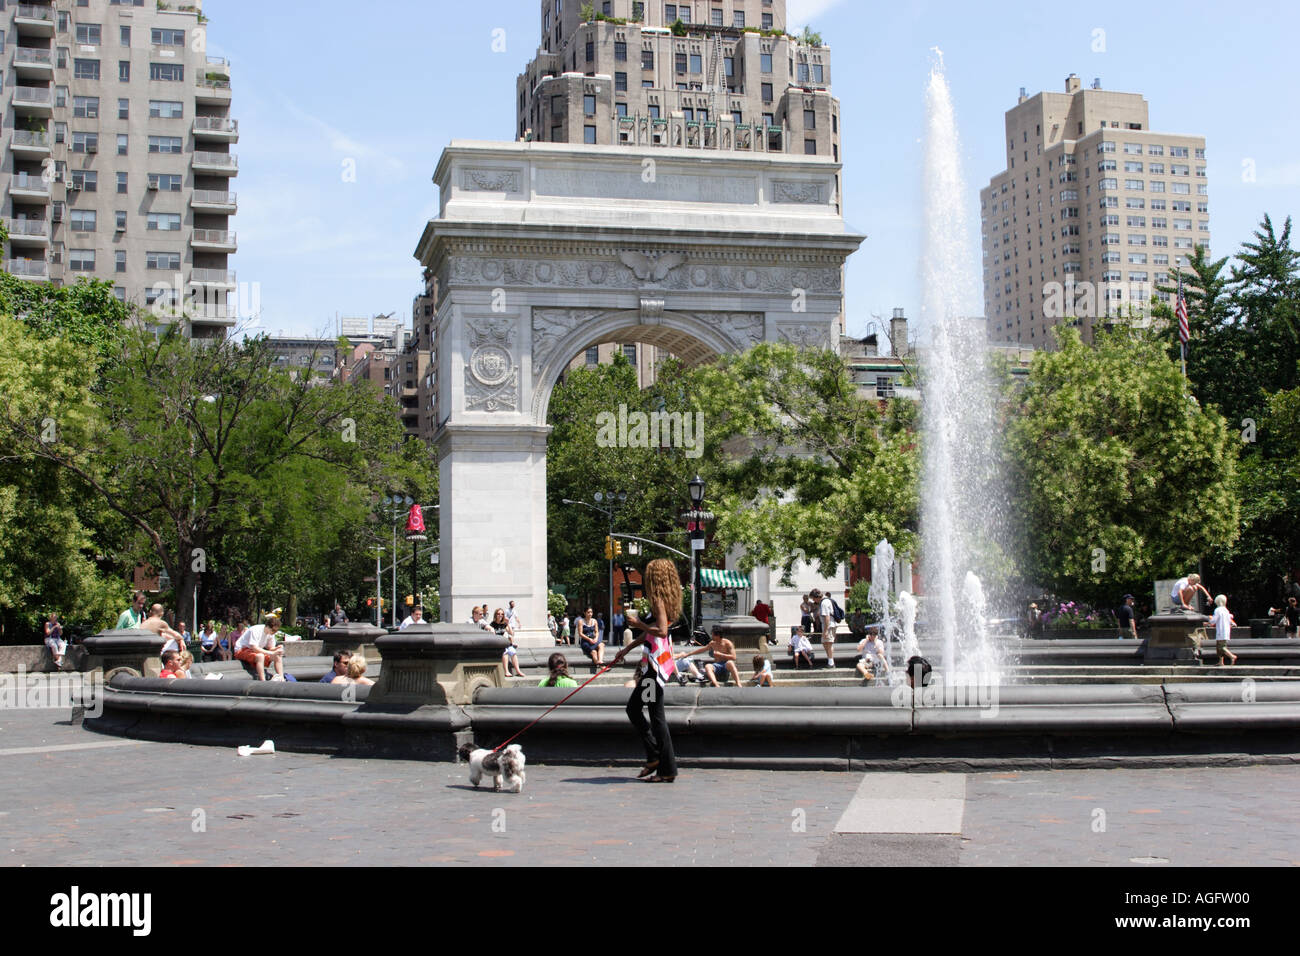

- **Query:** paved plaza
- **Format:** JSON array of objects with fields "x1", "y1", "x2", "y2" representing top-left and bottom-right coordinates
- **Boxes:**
[{"x1": 1, "y1": 705, "x2": 1297, "y2": 867}]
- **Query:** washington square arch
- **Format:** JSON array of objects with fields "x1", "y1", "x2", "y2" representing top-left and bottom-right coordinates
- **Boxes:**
[{"x1": 414, "y1": 140, "x2": 863, "y2": 641}]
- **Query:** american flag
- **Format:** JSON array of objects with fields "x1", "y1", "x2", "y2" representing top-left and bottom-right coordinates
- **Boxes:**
[{"x1": 1176, "y1": 287, "x2": 1189, "y2": 344}]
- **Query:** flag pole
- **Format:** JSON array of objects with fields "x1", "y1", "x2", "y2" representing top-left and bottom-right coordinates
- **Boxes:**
[{"x1": 1177, "y1": 271, "x2": 1187, "y2": 379}]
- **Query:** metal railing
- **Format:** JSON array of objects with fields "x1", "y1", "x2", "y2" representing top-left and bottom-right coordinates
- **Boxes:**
[
  {"x1": 16, "y1": 5, "x2": 56, "y2": 22},
  {"x1": 191, "y1": 268, "x2": 235, "y2": 284},
  {"x1": 192, "y1": 151, "x2": 237, "y2": 168},
  {"x1": 193, "y1": 117, "x2": 238, "y2": 133},
  {"x1": 6, "y1": 219, "x2": 50, "y2": 237},
  {"x1": 6, "y1": 259, "x2": 50, "y2": 278},
  {"x1": 191, "y1": 229, "x2": 235, "y2": 245},
  {"x1": 196, "y1": 76, "x2": 232, "y2": 91},
  {"x1": 14, "y1": 48, "x2": 54, "y2": 65},
  {"x1": 13, "y1": 86, "x2": 54, "y2": 105},
  {"x1": 11, "y1": 171, "x2": 51, "y2": 192},
  {"x1": 192, "y1": 189, "x2": 236, "y2": 206},
  {"x1": 10, "y1": 130, "x2": 50, "y2": 148}
]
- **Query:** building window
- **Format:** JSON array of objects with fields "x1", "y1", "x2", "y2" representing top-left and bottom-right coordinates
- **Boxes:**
[
  {"x1": 70, "y1": 132, "x2": 98, "y2": 153},
  {"x1": 115, "y1": 210, "x2": 127, "y2": 231},
  {"x1": 117, "y1": 133, "x2": 128, "y2": 154},
  {"x1": 118, "y1": 97, "x2": 129, "y2": 119},
  {"x1": 73, "y1": 96, "x2": 100, "y2": 118},
  {"x1": 804, "y1": 139, "x2": 816, "y2": 155},
  {"x1": 615, "y1": 40, "x2": 627, "y2": 61},
  {"x1": 615, "y1": 102, "x2": 628, "y2": 117},
  {"x1": 733, "y1": 10, "x2": 745, "y2": 27},
  {"x1": 761, "y1": 82, "x2": 772, "y2": 102},
  {"x1": 641, "y1": 49, "x2": 653, "y2": 69},
  {"x1": 723, "y1": 56, "x2": 733, "y2": 77},
  {"x1": 120, "y1": 25, "x2": 130, "y2": 46},
  {"x1": 70, "y1": 210, "x2": 97, "y2": 231},
  {"x1": 760, "y1": 52, "x2": 772, "y2": 73},
  {"x1": 149, "y1": 62, "x2": 183, "y2": 81},
  {"x1": 675, "y1": 52, "x2": 687, "y2": 73},
  {"x1": 583, "y1": 94, "x2": 595, "y2": 113},
  {"x1": 74, "y1": 58, "x2": 100, "y2": 79},
  {"x1": 115, "y1": 251, "x2": 126, "y2": 273},
  {"x1": 623, "y1": 344, "x2": 637, "y2": 363},
  {"x1": 116, "y1": 172, "x2": 128, "y2": 193},
  {"x1": 149, "y1": 100, "x2": 184, "y2": 118},
  {"x1": 648, "y1": 104, "x2": 660, "y2": 118},
  {"x1": 584, "y1": 125, "x2": 596, "y2": 144},
  {"x1": 803, "y1": 109, "x2": 815, "y2": 129},
  {"x1": 119, "y1": 60, "x2": 130, "y2": 81},
  {"x1": 151, "y1": 27, "x2": 186, "y2": 45},
  {"x1": 75, "y1": 23, "x2": 102, "y2": 45},
  {"x1": 69, "y1": 249, "x2": 96, "y2": 272},
  {"x1": 585, "y1": 39, "x2": 593, "y2": 62},
  {"x1": 148, "y1": 135, "x2": 184, "y2": 153},
  {"x1": 586, "y1": 347, "x2": 600, "y2": 365},
  {"x1": 876, "y1": 376, "x2": 895, "y2": 398},
  {"x1": 615, "y1": 71, "x2": 627, "y2": 91},
  {"x1": 146, "y1": 251, "x2": 182, "y2": 270},
  {"x1": 711, "y1": 8, "x2": 723, "y2": 25},
  {"x1": 147, "y1": 213, "x2": 182, "y2": 231}
]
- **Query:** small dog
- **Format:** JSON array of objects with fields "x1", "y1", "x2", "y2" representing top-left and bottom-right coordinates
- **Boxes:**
[{"x1": 458, "y1": 742, "x2": 526, "y2": 793}]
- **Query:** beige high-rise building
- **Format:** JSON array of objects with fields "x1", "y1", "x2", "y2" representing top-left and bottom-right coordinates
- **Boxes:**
[
  {"x1": 980, "y1": 75, "x2": 1208, "y2": 345},
  {"x1": 3, "y1": 0, "x2": 237, "y2": 338},
  {"x1": 517, "y1": 0, "x2": 842, "y2": 383}
]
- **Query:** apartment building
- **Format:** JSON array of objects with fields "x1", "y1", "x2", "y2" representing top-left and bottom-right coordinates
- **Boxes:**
[
  {"x1": 980, "y1": 75, "x2": 1208, "y2": 345},
  {"x1": 2, "y1": 0, "x2": 237, "y2": 338},
  {"x1": 514, "y1": 0, "x2": 842, "y2": 381}
]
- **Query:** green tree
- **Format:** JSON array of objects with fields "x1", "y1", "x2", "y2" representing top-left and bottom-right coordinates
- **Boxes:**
[
  {"x1": 683, "y1": 343, "x2": 919, "y2": 581},
  {"x1": 1005, "y1": 327, "x2": 1240, "y2": 604}
]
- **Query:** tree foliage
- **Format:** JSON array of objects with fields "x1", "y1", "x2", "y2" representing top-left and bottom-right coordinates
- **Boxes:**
[{"x1": 1006, "y1": 327, "x2": 1240, "y2": 604}]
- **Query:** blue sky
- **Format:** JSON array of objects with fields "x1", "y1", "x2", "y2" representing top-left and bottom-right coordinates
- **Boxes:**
[{"x1": 207, "y1": 0, "x2": 1300, "y2": 340}]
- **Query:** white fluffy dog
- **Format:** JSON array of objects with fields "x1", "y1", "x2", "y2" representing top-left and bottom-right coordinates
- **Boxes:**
[{"x1": 458, "y1": 743, "x2": 527, "y2": 793}]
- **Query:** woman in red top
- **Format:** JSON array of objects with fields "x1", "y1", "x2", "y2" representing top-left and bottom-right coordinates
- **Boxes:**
[{"x1": 613, "y1": 558, "x2": 683, "y2": 783}]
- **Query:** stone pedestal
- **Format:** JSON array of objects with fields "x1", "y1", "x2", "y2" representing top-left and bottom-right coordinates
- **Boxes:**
[
  {"x1": 716, "y1": 615, "x2": 771, "y2": 667},
  {"x1": 318, "y1": 621, "x2": 387, "y2": 658},
  {"x1": 1144, "y1": 609, "x2": 1209, "y2": 664},
  {"x1": 369, "y1": 622, "x2": 507, "y2": 706},
  {"x1": 81, "y1": 628, "x2": 167, "y2": 678}
]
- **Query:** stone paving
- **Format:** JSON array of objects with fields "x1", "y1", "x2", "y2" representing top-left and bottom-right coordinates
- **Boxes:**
[{"x1": 1, "y1": 706, "x2": 1298, "y2": 866}]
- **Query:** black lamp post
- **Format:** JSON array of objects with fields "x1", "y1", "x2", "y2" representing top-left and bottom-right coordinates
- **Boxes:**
[{"x1": 684, "y1": 475, "x2": 710, "y2": 636}]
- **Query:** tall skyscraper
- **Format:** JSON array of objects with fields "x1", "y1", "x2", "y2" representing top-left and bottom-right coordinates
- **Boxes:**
[
  {"x1": 980, "y1": 75, "x2": 1208, "y2": 345},
  {"x1": 515, "y1": 0, "x2": 842, "y2": 381},
  {"x1": 3, "y1": 0, "x2": 237, "y2": 338}
]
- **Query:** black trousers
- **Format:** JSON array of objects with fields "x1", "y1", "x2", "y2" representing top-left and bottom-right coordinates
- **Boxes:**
[{"x1": 626, "y1": 674, "x2": 677, "y2": 777}]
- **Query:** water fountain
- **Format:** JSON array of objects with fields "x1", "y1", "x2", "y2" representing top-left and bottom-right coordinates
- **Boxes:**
[{"x1": 919, "y1": 50, "x2": 1010, "y2": 677}]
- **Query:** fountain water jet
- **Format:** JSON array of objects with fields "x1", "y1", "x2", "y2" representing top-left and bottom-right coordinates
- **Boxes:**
[{"x1": 919, "y1": 51, "x2": 1010, "y2": 676}]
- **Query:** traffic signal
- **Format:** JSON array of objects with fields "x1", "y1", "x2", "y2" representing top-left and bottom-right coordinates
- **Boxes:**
[
  {"x1": 613, "y1": 538, "x2": 622, "y2": 558},
  {"x1": 366, "y1": 598, "x2": 374, "y2": 608},
  {"x1": 604, "y1": 536, "x2": 614, "y2": 560}
]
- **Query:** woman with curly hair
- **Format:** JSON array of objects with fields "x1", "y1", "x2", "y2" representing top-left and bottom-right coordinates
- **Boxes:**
[{"x1": 613, "y1": 558, "x2": 683, "y2": 783}]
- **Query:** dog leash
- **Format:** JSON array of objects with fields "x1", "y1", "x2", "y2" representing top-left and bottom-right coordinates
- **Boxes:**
[{"x1": 491, "y1": 665, "x2": 613, "y2": 753}]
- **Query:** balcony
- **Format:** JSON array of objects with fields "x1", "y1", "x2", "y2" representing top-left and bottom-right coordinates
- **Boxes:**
[
  {"x1": 191, "y1": 268, "x2": 236, "y2": 287},
  {"x1": 191, "y1": 189, "x2": 237, "y2": 213},
  {"x1": 195, "y1": 75, "x2": 233, "y2": 105},
  {"x1": 192, "y1": 116, "x2": 239, "y2": 142},
  {"x1": 9, "y1": 172, "x2": 51, "y2": 200},
  {"x1": 14, "y1": 5, "x2": 56, "y2": 37},
  {"x1": 13, "y1": 86, "x2": 54, "y2": 117},
  {"x1": 192, "y1": 151, "x2": 238, "y2": 175},
  {"x1": 190, "y1": 228, "x2": 237, "y2": 251},
  {"x1": 9, "y1": 129, "x2": 51, "y2": 158},
  {"x1": 13, "y1": 47, "x2": 55, "y2": 78},
  {"x1": 185, "y1": 303, "x2": 237, "y2": 327},
  {"x1": 5, "y1": 219, "x2": 50, "y2": 247},
  {"x1": 5, "y1": 259, "x2": 50, "y2": 281}
]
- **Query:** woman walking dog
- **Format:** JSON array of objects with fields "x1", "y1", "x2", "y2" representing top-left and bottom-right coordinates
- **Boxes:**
[{"x1": 613, "y1": 558, "x2": 682, "y2": 783}]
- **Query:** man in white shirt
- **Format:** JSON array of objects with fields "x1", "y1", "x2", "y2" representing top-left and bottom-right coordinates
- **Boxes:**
[
  {"x1": 1171, "y1": 573, "x2": 1211, "y2": 611},
  {"x1": 400, "y1": 606, "x2": 424, "y2": 630},
  {"x1": 1211, "y1": 594, "x2": 1237, "y2": 666},
  {"x1": 815, "y1": 589, "x2": 837, "y2": 669},
  {"x1": 854, "y1": 629, "x2": 890, "y2": 681},
  {"x1": 235, "y1": 616, "x2": 284, "y2": 680},
  {"x1": 506, "y1": 600, "x2": 521, "y2": 632}
]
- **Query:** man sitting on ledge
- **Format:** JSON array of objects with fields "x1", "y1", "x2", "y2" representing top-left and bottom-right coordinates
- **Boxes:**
[{"x1": 234, "y1": 615, "x2": 284, "y2": 681}]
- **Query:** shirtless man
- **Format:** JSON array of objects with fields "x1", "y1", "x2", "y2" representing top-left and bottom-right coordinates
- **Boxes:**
[
  {"x1": 677, "y1": 624, "x2": 743, "y2": 687},
  {"x1": 139, "y1": 604, "x2": 185, "y2": 650}
]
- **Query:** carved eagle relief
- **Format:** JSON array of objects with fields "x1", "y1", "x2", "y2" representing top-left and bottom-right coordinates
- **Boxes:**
[{"x1": 618, "y1": 250, "x2": 686, "y2": 282}]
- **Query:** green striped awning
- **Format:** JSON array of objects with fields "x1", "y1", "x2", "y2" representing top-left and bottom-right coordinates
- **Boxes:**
[{"x1": 698, "y1": 568, "x2": 751, "y2": 589}]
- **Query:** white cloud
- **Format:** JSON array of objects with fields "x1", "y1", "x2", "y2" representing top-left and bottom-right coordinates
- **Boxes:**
[{"x1": 274, "y1": 94, "x2": 407, "y2": 176}]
